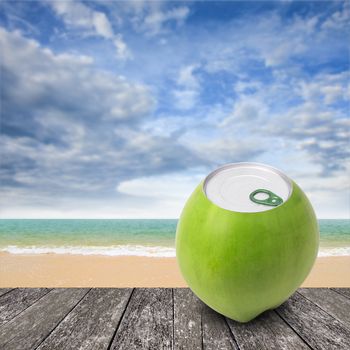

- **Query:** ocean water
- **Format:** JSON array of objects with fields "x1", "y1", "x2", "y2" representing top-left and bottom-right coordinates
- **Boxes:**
[
  {"x1": 0, "y1": 219, "x2": 349, "y2": 257},
  {"x1": 317, "y1": 219, "x2": 350, "y2": 257}
]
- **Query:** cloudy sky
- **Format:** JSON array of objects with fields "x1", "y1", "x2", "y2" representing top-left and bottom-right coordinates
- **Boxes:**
[{"x1": 0, "y1": 0, "x2": 349, "y2": 219}]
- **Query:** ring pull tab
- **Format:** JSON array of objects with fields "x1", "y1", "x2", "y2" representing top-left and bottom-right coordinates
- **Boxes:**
[{"x1": 249, "y1": 189, "x2": 283, "y2": 207}]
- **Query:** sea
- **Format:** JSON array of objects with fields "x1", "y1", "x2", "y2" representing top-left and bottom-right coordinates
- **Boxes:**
[{"x1": 0, "y1": 219, "x2": 349, "y2": 258}]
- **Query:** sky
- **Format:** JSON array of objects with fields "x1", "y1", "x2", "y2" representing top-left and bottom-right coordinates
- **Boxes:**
[{"x1": 0, "y1": 0, "x2": 349, "y2": 219}]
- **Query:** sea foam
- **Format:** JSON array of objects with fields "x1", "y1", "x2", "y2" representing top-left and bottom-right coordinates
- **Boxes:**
[
  {"x1": 1, "y1": 245, "x2": 350, "y2": 258},
  {"x1": 318, "y1": 247, "x2": 350, "y2": 257},
  {"x1": 0, "y1": 245, "x2": 176, "y2": 258}
]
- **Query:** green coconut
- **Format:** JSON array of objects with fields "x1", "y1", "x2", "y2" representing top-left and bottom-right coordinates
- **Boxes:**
[{"x1": 176, "y1": 180, "x2": 319, "y2": 322}]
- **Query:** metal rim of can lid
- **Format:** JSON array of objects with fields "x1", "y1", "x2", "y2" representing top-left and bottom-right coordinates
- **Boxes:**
[{"x1": 203, "y1": 162, "x2": 293, "y2": 213}]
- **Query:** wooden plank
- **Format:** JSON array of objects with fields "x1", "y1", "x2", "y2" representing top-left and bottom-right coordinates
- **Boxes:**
[
  {"x1": 36, "y1": 288, "x2": 132, "y2": 350},
  {"x1": 0, "y1": 288, "x2": 51, "y2": 326},
  {"x1": 173, "y1": 288, "x2": 203, "y2": 350},
  {"x1": 331, "y1": 288, "x2": 350, "y2": 300},
  {"x1": 226, "y1": 309, "x2": 309, "y2": 350},
  {"x1": 109, "y1": 288, "x2": 173, "y2": 350},
  {"x1": 299, "y1": 288, "x2": 350, "y2": 329},
  {"x1": 0, "y1": 288, "x2": 14, "y2": 297},
  {"x1": 276, "y1": 291, "x2": 350, "y2": 349},
  {"x1": 0, "y1": 288, "x2": 89, "y2": 350},
  {"x1": 202, "y1": 304, "x2": 238, "y2": 350}
]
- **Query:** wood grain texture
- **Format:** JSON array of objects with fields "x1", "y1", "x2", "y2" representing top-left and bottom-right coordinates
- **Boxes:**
[
  {"x1": 0, "y1": 288, "x2": 89, "y2": 350},
  {"x1": 36, "y1": 288, "x2": 132, "y2": 350},
  {"x1": 0, "y1": 288, "x2": 13, "y2": 297},
  {"x1": 0, "y1": 288, "x2": 51, "y2": 327},
  {"x1": 226, "y1": 309, "x2": 309, "y2": 350},
  {"x1": 276, "y1": 292, "x2": 350, "y2": 350},
  {"x1": 331, "y1": 288, "x2": 350, "y2": 300},
  {"x1": 110, "y1": 288, "x2": 173, "y2": 350},
  {"x1": 173, "y1": 288, "x2": 203, "y2": 350},
  {"x1": 202, "y1": 304, "x2": 238, "y2": 350},
  {"x1": 298, "y1": 288, "x2": 350, "y2": 329},
  {"x1": 0, "y1": 288, "x2": 349, "y2": 350}
]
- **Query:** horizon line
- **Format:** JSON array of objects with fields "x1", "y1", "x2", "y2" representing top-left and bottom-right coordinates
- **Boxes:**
[{"x1": 0, "y1": 217, "x2": 349, "y2": 220}]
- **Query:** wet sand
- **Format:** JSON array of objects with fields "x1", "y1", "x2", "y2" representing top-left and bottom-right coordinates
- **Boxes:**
[{"x1": 0, "y1": 253, "x2": 349, "y2": 287}]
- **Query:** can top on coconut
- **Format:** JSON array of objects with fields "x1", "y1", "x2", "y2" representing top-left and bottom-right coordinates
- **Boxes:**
[{"x1": 203, "y1": 162, "x2": 292, "y2": 213}]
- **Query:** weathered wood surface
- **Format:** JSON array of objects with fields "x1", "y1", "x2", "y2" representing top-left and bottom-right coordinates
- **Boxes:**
[
  {"x1": 202, "y1": 301, "x2": 239, "y2": 350},
  {"x1": 227, "y1": 309, "x2": 310, "y2": 350},
  {"x1": 109, "y1": 288, "x2": 173, "y2": 350},
  {"x1": 174, "y1": 288, "x2": 203, "y2": 350},
  {"x1": 0, "y1": 288, "x2": 51, "y2": 327},
  {"x1": 0, "y1": 288, "x2": 89, "y2": 350},
  {"x1": 0, "y1": 288, "x2": 13, "y2": 297},
  {"x1": 0, "y1": 288, "x2": 349, "y2": 350},
  {"x1": 332, "y1": 287, "x2": 350, "y2": 299},
  {"x1": 276, "y1": 291, "x2": 350, "y2": 350},
  {"x1": 299, "y1": 288, "x2": 350, "y2": 329},
  {"x1": 37, "y1": 288, "x2": 132, "y2": 350}
]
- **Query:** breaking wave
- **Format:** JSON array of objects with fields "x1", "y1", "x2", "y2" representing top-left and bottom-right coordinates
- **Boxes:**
[{"x1": 0, "y1": 245, "x2": 176, "y2": 258}]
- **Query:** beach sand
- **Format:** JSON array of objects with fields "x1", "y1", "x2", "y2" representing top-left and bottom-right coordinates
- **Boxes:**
[{"x1": 0, "y1": 253, "x2": 349, "y2": 287}]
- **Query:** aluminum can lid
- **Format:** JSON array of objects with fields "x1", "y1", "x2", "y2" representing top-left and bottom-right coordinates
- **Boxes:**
[{"x1": 203, "y1": 162, "x2": 292, "y2": 213}]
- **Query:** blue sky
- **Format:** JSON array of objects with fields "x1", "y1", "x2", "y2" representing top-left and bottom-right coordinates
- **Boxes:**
[{"x1": 0, "y1": 0, "x2": 349, "y2": 218}]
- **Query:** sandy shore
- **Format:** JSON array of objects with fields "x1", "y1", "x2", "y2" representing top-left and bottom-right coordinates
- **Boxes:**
[{"x1": 0, "y1": 253, "x2": 349, "y2": 287}]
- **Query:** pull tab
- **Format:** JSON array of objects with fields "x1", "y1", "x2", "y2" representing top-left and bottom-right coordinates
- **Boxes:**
[{"x1": 249, "y1": 189, "x2": 283, "y2": 207}]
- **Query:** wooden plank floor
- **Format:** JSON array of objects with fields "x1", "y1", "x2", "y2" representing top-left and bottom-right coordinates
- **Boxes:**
[{"x1": 0, "y1": 288, "x2": 349, "y2": 349}]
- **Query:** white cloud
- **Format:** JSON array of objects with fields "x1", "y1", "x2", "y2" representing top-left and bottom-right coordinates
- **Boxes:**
[
  {"x1": 0, "y1": 28, "x2": 161, "y2": 197},
  {"x1": 173, "y1": 89, "x2": 198, "y2": 110},
  {"x1": 144, "y1": 6, "x2": 190, "y2": 35},
  {"x1": 297, "y1": 71, "x2": 349, "y2": 105},
  {"x1": 215, "y1": 67, "x2": 349, "y2": 180},
  {"x1": 102, "y1": 2, "x2": 190, "y2": 37},
  {"x1": 117, "y1": 172, "x2": 203, "y2": 200},
  {"x1": 49, "y1": 1, "x2": 95, "y2": 32},
  {"x1": 92, "y1": 11, "x2": 113, "y2": 38},
  {"x1": 0, "y1": 28, "x2": 207, "y2": 218},
  {"x1": 114, "y1": 34, "x2": 133, "y2": 60},
  {"x1": 321, "y1": 1, "x2": 349, "y2": 31},
  {"x1": 198, "y1": 9, "x2": 330, "y2": 73},
  {"x1": 48, "y1": 0, "x2": 132, "y2": 59},
  {"x1": 221, "y1": 96, "x2": 268, "y2": 127},
  {"x1": 179, "y1": 131, "x2": 262, "y2": 166},
  {"x1": 173, "y1": 64, "x2": 200, "y2": 109},
  {"x1": 292, "y1": 162, "x2": 350, "y2": 219},
  {"x1": 116, "y1": 172, "x2": 204, "y2": 217},
  {"x1": 236, "y1": 13, "x2": 320, "y2": 68},
  {"x1": 177, "y1": 64, "x2": 199, "y2": 88},
  {"x1": 0, "y1": 28, "x2": 152, "y2": 121}
]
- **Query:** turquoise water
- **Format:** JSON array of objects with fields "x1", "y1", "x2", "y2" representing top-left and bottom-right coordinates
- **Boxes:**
[
  {"x1": 317, "y1": 219, "x2": 350, "y2": 256},
  {"x1": 319, "y1": 219, "x2": 350, "y2": 246},
  {"x1": 0, "y1": 219, "x2": 348, "y2": 257},
  {"x1": 0, "y1": 219, "x2": 177, "y2": 257}
]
